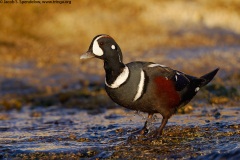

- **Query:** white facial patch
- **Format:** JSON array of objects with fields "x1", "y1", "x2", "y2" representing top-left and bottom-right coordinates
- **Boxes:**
[
  {"x1": 133, "y1": 69, "x2": 145, "y2": 101},
  {"x1": 92, "y1": 36, "x2": 104, "y2": 56},
  {"x1": 105, "y1": 66, "x2": 129, "y2": 88},
  {"x1": 111, "y1": 45, "x2": 116, "y2": 50},
  {"x1": 195, "y1": 87, "x2": 200, "y2": 92},
  {"x1": 148, "y1": 64, "x2": 167, "y2": 68}
]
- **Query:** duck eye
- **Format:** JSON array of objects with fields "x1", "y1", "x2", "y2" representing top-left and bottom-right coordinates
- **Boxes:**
[{"x1": 99, "y1": 42, "x2": 104, "y2": 45}]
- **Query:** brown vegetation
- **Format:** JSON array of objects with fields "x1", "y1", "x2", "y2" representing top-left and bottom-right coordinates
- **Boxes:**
[{"x1": 0, "y1": 0, "x2": 240, "y2": 107}]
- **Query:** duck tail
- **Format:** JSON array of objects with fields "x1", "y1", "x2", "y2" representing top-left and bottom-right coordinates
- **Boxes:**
[{"x1": 199, "y1": 68, "x2": 219, "y2": 87}]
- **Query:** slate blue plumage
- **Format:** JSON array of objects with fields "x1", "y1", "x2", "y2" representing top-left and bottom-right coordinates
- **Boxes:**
[{"x1": 80, "y1": 34, "x2": 219, "y2": 137}]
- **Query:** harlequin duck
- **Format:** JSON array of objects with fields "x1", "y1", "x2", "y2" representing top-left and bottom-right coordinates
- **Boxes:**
[{"x1": 80, "y1": 34, "x2": 219, "y2": 137}]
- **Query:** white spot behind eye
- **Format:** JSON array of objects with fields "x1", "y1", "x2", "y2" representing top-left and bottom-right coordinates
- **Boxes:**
[{"x1": 111, "y1": 45, "x2": 116, "y2": 50}]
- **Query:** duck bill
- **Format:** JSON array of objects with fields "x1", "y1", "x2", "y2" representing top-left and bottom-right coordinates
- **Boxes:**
[{"x1": 80, "y1": 51, "x2": 95, "y2": 60}]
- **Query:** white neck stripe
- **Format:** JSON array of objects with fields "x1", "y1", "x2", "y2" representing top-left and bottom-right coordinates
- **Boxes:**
[
  {"x1": 105, "y1": 66, "x2": 129, "y2": 88},
  {"x1": 133, "y1": 69, "x2": 145, "y2": 101}
]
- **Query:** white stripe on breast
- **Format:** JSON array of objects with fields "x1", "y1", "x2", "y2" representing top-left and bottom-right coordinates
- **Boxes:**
[
  {"x1": 105, "y1": 66, "x2": 129, "y2": 88},
  {"x1": 133, "y1": 69, "x2": 145, "y2": 102}
]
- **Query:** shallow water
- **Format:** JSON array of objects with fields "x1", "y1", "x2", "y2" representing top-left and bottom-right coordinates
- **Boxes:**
[{"x1": 0, "y1": 104, "x2": 239, "y2": 159}]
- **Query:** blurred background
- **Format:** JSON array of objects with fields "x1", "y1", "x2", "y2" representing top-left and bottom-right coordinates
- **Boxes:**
[
  {"x1": 0, "y1": 0, "x2": 239, "y2": 109},
  {"x1": 0, "y1": 1, "x2": 240, "y2": 159}
]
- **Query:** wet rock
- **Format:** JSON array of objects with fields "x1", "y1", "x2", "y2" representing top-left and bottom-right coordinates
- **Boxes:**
[
  {"x1": 115, "y1": 128, "x2": 124, "y2": 133},
  {"x1": 87, "y1": 150, "x2": 97, "y2": 157},
  {"x1": 0, "y1": 127, "x2": 9, "y2": 131},
  {"x1": 201, "y1": 109, "x2": 209, "y2": 116},
  {"x1": 0, "y1": 78, "x2": 38, "y2": 96},
  {"x1": 44, "y1": 119, "x2": 74, "y2": 125},
  {"x1": 1, "y1": 105, "x2": 239, "y2": 159},
  {"x1": 77, "y1": 138, "x2": 90, "y2": 142},
  {"x1": 211, "y1": 108, "x2": 221, "y2": 119},
  {"x1": 69, "y1": 133, "x2": 77, "y2": 140},
  {"x1": 0, "y1": 114, "x2": 9, "y2": 120},
  {"x1": 210, "y1": 96, "x2": 230, "y2": 104},
  {"x1": 197, "y1": 148, "x2": 240, "y2": 160},
  {"x1": 177, "y1": 104, "x2": 194, "y2": 114},
  {"x1": 30, "y1": 111, "x2": 42, "y2": 117},
  {"x1": 105, "y1": 114, "x2": 123, "y2": 120},
  {"x1": 205, "y1": 120, "x2": 210, "y2": 123},
  {"x1": 0, "y1": 99, "x2": 22, "y2": 111},
  {"x1": 214, "y1": 112, "x2": 221, "y2": 119},
  {"x1": 206, "y1": 84, "x2": 239, "y2": 97}
]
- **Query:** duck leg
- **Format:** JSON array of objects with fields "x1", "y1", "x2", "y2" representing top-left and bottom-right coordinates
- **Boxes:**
[
  {"x1": 154, "y1": 117, "x2": 168, "y2": 137},
  {"x1": 139, "y1": 113, "x2": 153, "y2": 135}
]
